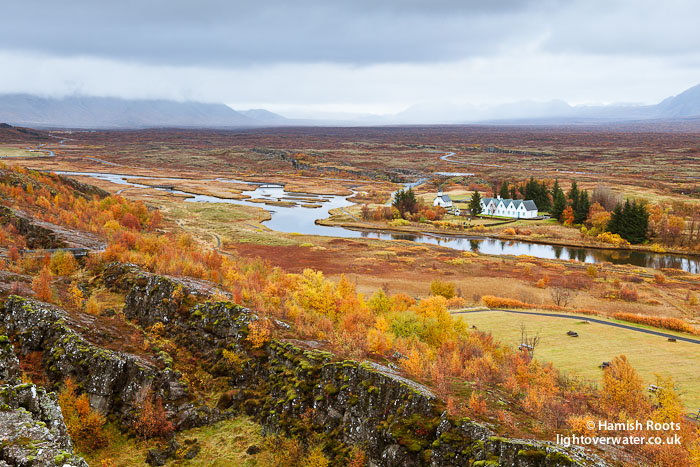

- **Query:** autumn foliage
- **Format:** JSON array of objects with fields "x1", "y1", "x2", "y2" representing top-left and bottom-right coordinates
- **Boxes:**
[
  {"x1": 58, "y1": 377, "x2": 108, "y2": 452},
  {"x1": 5, "y1": 165, "x2": 700, "y2": 465},
  {"x1": 31, "y1": 266, "x2": 53, "y2": 301},
  {"x1": 132, "y1": 393, "x2": 174, "y2": 440},
  {"x1": 613, "y1": 312, "x2": 700, "y2": 335}
]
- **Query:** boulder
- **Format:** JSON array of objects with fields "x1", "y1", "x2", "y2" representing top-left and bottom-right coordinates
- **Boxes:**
[{"x1": 0, "y1": 339, "x2": 87, "y2": 467}]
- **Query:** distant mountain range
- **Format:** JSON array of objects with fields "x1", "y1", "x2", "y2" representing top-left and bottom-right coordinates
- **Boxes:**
[
  {"x1": 0, "y1": 94, "x2": 289, "y2": 129},
  {"x1": 393, "y1": 83, "x2": 700, "y2": 124},
  {"x1": 2, "y1": 84, "x2": 700, "y2": 128}
]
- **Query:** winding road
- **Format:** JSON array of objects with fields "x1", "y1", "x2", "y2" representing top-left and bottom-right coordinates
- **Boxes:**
[{"x1": 452, "y1": 308, "x2": 700, "y2": 345}]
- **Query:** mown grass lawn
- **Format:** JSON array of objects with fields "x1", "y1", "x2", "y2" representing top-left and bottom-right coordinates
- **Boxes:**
[{"x1": 456, "y1": 310, "x2": 700, "y2": 412}]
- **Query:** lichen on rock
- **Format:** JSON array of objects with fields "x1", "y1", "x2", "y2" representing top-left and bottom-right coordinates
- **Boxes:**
[
  {"x1": 0, "y1": 339, "x2": 87, "y2": 467},
  {"x1": 1, "y1": 296, "x2": 222, "y2": 430}
]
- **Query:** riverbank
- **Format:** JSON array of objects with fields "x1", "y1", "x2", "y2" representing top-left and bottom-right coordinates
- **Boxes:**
[{"x1": 318, "y1": 210, "x2": 700, "y2": 261}]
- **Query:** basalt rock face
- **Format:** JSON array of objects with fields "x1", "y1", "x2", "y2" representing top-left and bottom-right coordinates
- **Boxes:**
[
  {"x1": 0, "y1": 207, "x2": 66, "y2": 250},
  {"x1": 0, "y1": 296, "x2": 221, "y2": 431},
  {"x1": 227, "y1": 341, "x2": 594, "y2": 467},
  {"x1": 0, "y1": 335, "x2": 20, "y2": 384},
  {"x1": 105, "y1": 264, "x2": 602, "y2": 467},
  {"x1": 0, "y1": 337, "x2": 87, "y2": 467},
  {"x1": 104, "y1": 262, "x2": 242, "y2": 358}
]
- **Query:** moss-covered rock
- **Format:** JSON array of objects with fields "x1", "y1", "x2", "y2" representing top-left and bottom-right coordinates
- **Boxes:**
[
  {"x1": 1, "y1": 296, "x2": 222, "y2": 431},
  {"x1": 108, "y1": 265, "x2": 605, "y2": 467},
  {"x1": 0, "y1": 339, "x2": 87, "y2": 467},
  {"x1": 0, "y1": 335, "x2": 20, "y2": 385}
]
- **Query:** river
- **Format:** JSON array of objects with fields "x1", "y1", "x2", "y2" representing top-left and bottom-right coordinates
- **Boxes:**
[{"x1": 53, "y1": 170, "x2": 700, "y2": 274}]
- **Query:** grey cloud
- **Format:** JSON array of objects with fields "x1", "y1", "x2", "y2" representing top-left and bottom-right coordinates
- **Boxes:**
[
  {"x1": 540, "y1": 0, "x2": 700, "y2": 56},
  {"x1": 2, "y1": 0, "x2": 557, "y2": 66}
]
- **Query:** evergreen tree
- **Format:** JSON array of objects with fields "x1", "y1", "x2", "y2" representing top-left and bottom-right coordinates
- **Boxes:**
[
  {"x1": 510, "y1": 186, "x2": 517, "y2": 199},
  {"x1": 574, "y1": 190, "x2": 590, "y2": 224},
  {"x1": 469, "y1": 190, "x2": 482, "y2": 216},
  {"x1": 499, "y1": 181, "x2": 510, "y2": 199},
  {"x1": 630, "y1": 201, "x2": 649, "y2": 244},
  {"x1": 567, "y1": 180, "x2": 580, "y2": 210},
  {"x1": 392, "y1": 188, "x2": 418, "y2": 216},
  {"x1": 552, "y1": 179, "x2": 561, "y2": 198},
  {"x1": 528, "y1": 178, "x2": 552, "y2": 211},
  {"x1": 607, "y1": 203, "x2": 623, "y2": 235},
  {"x1": 551, "y1": 180, "x2": 566, "y2": 220},
  {"x1": 607, "y1": 200, "x2": 649, "y2": 244}
]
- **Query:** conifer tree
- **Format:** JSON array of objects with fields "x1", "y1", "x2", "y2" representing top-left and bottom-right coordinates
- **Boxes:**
[
  {"x1": 499, "y1": 181, "x2": 510, "y2": 199},
  {"x1": 551, "y1": 180, "x2": 566, "y2": 220},
  {"x1": 574, "y1": 190, "x2": 590, "y2": 224},
  {"x1": 607, "y1": 199, "x2": 649, "y2": 243},
  {"x1": 469, "y1": 190, "x2": 482, "y2": 216}
]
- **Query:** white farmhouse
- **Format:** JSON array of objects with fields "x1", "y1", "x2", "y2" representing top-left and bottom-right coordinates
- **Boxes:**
[
  {"x1": 433, "y1": 191, "x2": 453, "y2": 208},
  {"x1": 480, "y1": 195, "x2": 538, "y2": 218}
]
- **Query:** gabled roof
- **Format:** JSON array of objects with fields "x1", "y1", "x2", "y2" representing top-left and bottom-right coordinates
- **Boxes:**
[
  {"x1": 480, "y1": 197, "x2": 537, "y2": 211},
  {"x1": 436, "y1": 194, "x2": 452, "y2": 201},
  {"x1": 522, "y1": 200, "x2": 537, "y2": 210}
]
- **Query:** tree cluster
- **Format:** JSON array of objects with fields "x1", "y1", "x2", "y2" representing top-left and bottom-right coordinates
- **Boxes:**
[
  {"x1": 607, "y1": 199, "x2": 649, "y2": 244},
  {"x1": 391, "y1": 188, "x2": 418, "y2": 216}
]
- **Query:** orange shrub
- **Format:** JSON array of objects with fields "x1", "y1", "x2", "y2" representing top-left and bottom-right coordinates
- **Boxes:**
[
  {"x1": 601, "y1": 355, "x2": 648, "y2": 418},
  {"x1": 49, "y1": 250, "x2": 79, "y2": 276},
  {"x1": 58, "y1": 377, "x2": 108, "y2": 452},
  {"x1": 31, "y1": 266, "x2": 53, "y2": 302},
  {"x1": 568, "y1": 414, "x2": 597, "y2": 436},
  {"x1": 247, "y1": 318, "x2": 272, "y2": 349},
  {"x1": 619, "y1": 285, "x2": 638, "y2": 302},
  {"x1": 612, "y1": 312, "x2": 699, "y2": 335},
  {"x1": 481, "y1": 295, "x2": 533, "y2": 309},
  {"x1": 132, "y1": 394, "x2": 174, "y2": 440},
  {"x1": 502, "y1": 227, "x2": 516, "y2": 235},
  {"x1": 430, "y1": 279, "x2": 456, "y2": 299},
  {"x1": 468, "y1": 392, "x2": 487, "y2": 416},
  {"x1": 574, "y1": 308, "x2": 600, "y2": 316}
]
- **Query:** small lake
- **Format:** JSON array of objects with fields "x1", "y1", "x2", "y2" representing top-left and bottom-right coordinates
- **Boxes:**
[{"x1": 56, "y1": 171, "x2": 700, "y2": 274}]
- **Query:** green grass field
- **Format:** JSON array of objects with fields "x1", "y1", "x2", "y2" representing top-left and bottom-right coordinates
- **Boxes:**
[
  {"x1": 456, "y1": 310, "x2": 700, "y2": 412},
  {"x1": 0, "y1": 147, "x2": 41, "y2": 158}
]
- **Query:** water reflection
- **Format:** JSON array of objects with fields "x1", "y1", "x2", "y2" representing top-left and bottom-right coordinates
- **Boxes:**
[{"x1": 55, "y1": 171, "x2": 700, "y2": 274}]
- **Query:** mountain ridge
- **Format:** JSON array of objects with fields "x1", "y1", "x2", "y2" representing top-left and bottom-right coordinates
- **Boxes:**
[
  {"x1": 2, "y1": 83, "x2": 700, "y2": 128},
  {"x1": 0, "y1": 94, "x2": 289, "y2": 129}
]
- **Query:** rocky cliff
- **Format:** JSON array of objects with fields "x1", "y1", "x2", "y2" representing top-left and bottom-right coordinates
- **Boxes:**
[
  {"x1": 102, "y1": 263, "x2": 604, "y2": 467},
  {"x1": 0, "y1": 336, "x2": 87, "y2": 467},
  {"x1": 1, "y1": 296, "x2": 221, "y2": 430},
  {"x1": 0, "y1": 261, "x2": 606, "y2": 466}
]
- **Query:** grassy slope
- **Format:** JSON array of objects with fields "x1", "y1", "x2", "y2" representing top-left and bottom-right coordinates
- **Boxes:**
[
  {"x1": 456, "y1": 310, "x2": 700, "y2": 412},
  {"x1": 83, "y1": 418, "x2": 272, "y2": 466}
]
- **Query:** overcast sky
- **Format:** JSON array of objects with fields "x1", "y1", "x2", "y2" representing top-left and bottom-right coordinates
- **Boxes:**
[{"x1": 1, "y1": 0, "x2": 700, "y2": 118}]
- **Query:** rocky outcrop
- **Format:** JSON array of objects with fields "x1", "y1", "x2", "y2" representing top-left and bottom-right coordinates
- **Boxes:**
[
  {"x1": 0, "y1": 335, "x2": 20, "y2": 384},
  {"x1": 0, "y1": 296, "x2": 221, "y2": 430},
  {"x1": 55, "y1": 175, "x2": 109, "y2": 199},
  {"x1": 225, "y1": 341, "x2": 599, "y2": 467},
  {"x1": 0, "y1": 207, "x2": 66, "y2": 250},
  {"x1": 0, "y1": 337, "x2": 87, "y2": 467},
  {"x1": 106, "y1": 265, "x2": 604, "y2": 467}
]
